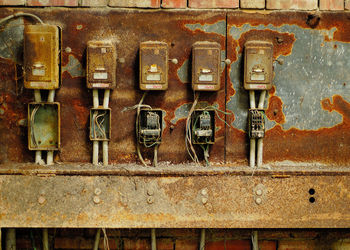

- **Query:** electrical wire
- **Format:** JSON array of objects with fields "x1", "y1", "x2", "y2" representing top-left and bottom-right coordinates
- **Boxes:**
[
  {"x1": 0, "y1": 13, "x2": 44, "y2": 27},
  {"x1": 136, "y1": 92, "x2": 149, "y2": 167},
  {"x1": 102, "y1": 228, "x2": 110, "y2": 250},
  {"x1": 30, "y1": 105, "x2": 40, "y2": 147},
  {"x1": 185, "y1": 92, "x2": 200, "y2": 164},
  {"x1": 153, "y1": 144, "x2": 158, "y2": 167}
]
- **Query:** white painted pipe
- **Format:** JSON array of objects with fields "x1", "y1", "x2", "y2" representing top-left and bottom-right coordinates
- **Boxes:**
[
  {"x1": 249, "y1": 90, "x2": 256, "y2": 109},
  {"x1": 35, "y1": 151, "x2": 43, "y2": 165},
  {"x1": 93, "y1": 141, "x2": 99, "y2": 165},
  {"x1": 199, "y1": 229, "x2": 205, "y2": 250},
  {"x1": 252, "y1": 231, "x2": 258, "y2": 250},
  {"x1": 151, "y1": 228, "x2": 156, "y2": 250},
  {"x1": 48, "y1": 90, "x2": 55, "y2": 103},
  {"x1": 257, "y1": 138, "x2": 263, "y2": 167},
  {"x1": 43, "y1": 228, "x2": 49, "y2": 250},
  {"x1": 102, "y1": 141, "x2": 108, "y2": 166},
  {"x1": 93, "y1": 229, "x2": 101, "y2": 250},
  {"x1": 34, "y1": 89, "x2": 41, "y2": 102},
  {"x1": 258, "y1": 90, "x2": 266, "y2": 109},
  {"x1": 103, "y1": 89, "x2": 110, "y2": 109},
  {"x1": 93, "y1": 89, "x2": 99, "y2": 108},
  {"x1": 6, "y1": 229, "x2": 16, "y2": 250},
  {"x1": 47, "y1": 151, "x2": 54, "y2": 165},
  {"x1": 250, "y1": 139, "x2": 256, "y2": 168}
]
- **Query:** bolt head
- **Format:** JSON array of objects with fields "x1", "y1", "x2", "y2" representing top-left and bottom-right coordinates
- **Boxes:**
[
  {"x1": 255, "y1": 197, "x2": 262, "y2": 205},
  {"x1": 201, "y1": 197, "x2": 208, "y2": 205},
  {"x1": 256, "y1": 189, "x2": 263, "y2": 196},
  {"x1": 94, "y1": 188, "x2": 102, "y2": 196},
  {"x1": 224, "y1": 58, "x2": 231, "y2": 65},
  {"x1": 93, "y1": 196, "x2": 101, "y2": 204},
  {"x1": 201, "y1": 189, "x2": 208, "y2": 196},
  {"x1": 38, "y1": 196, "x2": 46, "y2": 205},
  {"x1": 147, "y1": 196, "x2": 154, "y2": 204},
  {"x1": 171, "y1": 58, "x2": 178, "y2": 64},
  {"x1": 147, "y1": 189, "x2": 154, "y2": 196}
]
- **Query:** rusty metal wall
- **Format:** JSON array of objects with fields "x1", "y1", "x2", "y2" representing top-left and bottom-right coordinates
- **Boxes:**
[{"x1": 0, "y1": 9, "x2": 350, "y2": 228}]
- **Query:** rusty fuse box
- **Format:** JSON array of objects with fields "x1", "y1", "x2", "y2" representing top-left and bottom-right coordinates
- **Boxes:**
[
  {"x1": 191, "y1": 109, "x2": 215, "y2": 144},
  {"x1": 90, "y1": 108, "x2": 111, "y2": 141},
  {"x1": 87, "y1": 41, "x2": 117, "y2": 89},
  {"x1": 28, "y1": 102, "x2": 60, "y2": 150},
  {"x1": 248, "y1": 109, "x2": 265, "y2": 139},
  {"x1": 138, "y1": 109, "x2": 163, "y2": 146},
  {"x1": 244, "y1": 41, "x2": 273, "y2": 90},
  {"x1": 24, "y1": 24, "x2": 61, "y2": 90},
  {"x1": 139, "y1": 41, "x2": 168, "y2": 91},
  {"x1": 192, "y1": 41, "x2": 221, "y2": 91}
]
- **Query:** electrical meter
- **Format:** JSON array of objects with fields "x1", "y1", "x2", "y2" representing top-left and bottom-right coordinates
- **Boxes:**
[
  {"x1": 24, "y1": 24, "x2": 61, "y2": 90},
  {"x1": 248, "y1": 109, "x2": 265, "y2": 139},
  {"x1": 139, "y1": 41, "x2": 168, "y2": 91},
  {"x1": 87, "y1": 41, "x2": 117, "y2": 89},
  {"x1": 244, "y1": 40, "x2": 273, "y2": 90},
  {"x1": 191, "y1": 109, "x2": 215, "y2": 144},
  {"x1": 192, "y1": 41, "x2": 221, "y2": 91}
]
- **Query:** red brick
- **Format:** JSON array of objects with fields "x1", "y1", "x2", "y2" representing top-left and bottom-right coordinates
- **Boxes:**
[
  {"x1": 189, "y1": 0, "x2": 239, "y2": 8},
  {"x1": 206, "y1": 240, "x2": 251, "y2": 250},
  {"x1": 240, "y1": 0, "x2": 265, "y2": 8},
  {"x1": 162, "y1": 0, "x2": 187, "y2": 8},
  {"x1": 278, "y1": 240, "x2": 317, "y2": 250},
  {"x1": 346, "y1": 0, "x2": 350, "y2": 9},
  {"x1": 320, "y1": 0, "x2": 344, "y2": 10},
  {"x1": 108, "y1": 0, "x2": 160, "y2": 8},
  {"x1": 81, "y1": 0, "x2": 108, "y2": 6},
  {"x1": 0, "y1": 0, "x2": 24, "y2": 5},
  {"x1": 175, "y1": 239, "x2": 198, "y2": 250},
  {"x1": 27, "y1": 0, "x2": 78, "y2": 6},
  {"x1": 266, "y1": 0, "x2": 317, "y2": 10}
]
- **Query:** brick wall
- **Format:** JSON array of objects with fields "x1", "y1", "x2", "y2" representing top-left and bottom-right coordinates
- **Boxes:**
[{"x1": 0, "y1": 0, "x2": 348, "y2": 9}]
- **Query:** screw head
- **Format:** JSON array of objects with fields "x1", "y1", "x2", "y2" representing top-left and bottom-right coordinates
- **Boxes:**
[
  {"x1": 255, "y1": 197, "x2": 262, "y2": 205},
  {"x1": 38, "y1": 196, "x2": 46, "y2": 205},
  {"x1": 94, "y1": 188, "x2": 102, "y2": 196},
  {"x1": 93, "y1": 196, "x2": 101, "y2": 204},
  {"x1": 224, "y1": 58, "x2": 231, "y2": 65}
]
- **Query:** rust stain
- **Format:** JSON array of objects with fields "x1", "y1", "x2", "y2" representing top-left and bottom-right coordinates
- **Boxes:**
[{"x1": 266, "y1": 86, "x2": 286, "y2": 124}]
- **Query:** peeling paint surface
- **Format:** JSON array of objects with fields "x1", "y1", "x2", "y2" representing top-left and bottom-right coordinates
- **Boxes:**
[
  {"x1": 185, "y1": 20, "x2": 226, "y2": 36},
  {"x1": 62, "y1": 54, "x2": 85, "y2": 78}
]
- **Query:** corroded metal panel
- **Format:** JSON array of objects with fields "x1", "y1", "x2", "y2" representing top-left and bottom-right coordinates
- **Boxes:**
[
  {"x1": 227, "y1": 12, "x2": 350, "y2": 165},
  {"x1": 0, "y1": 164, "x2": 349, "y2": 228}
]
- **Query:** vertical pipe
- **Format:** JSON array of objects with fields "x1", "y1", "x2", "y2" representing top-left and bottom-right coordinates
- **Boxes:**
[
  {"x1": 250, "y1": 139, "x2": 256, "y2": 168},
  {"x1": 102, "y1": 141, "x2": 108, "y2": 166},
  {"x1": 35, "y1": 151, "x2": 43, "y2": 165},
  {"x1": 47, "y1": 90, "x2": 55, "y2": 103},
  {"x1": 258, "y1": 90, "x2": 266, "y2": 109},
  {"x1": 151, "y1": 229, "x2": 156, "y2": 250},
  {"x1": 199, "y1": 229, "x2": 205, "y2": 250},
  {"x1": 93, "y1": 141, "x2": 99, "y2": 165},
  {"x1": 249, "y1": 90, "x2": 256, "y2": 109},
  {"x1": 47, "y1": 151, "x2": 54, "y2": 165},
  {"x1": 42, "y1": 229, "x2": 49, "y2": 250},
  {"x1": 5, "y1": 229, "x2": 15, "y2": 250},
  {"x1": 34, "y1": 89, "x2": 42, "y2": 166},
  {"x1": 93, "y1": 89, "x2": 99, "y2": 108},
  {"x1": 252, "y1": 231, "x2": 258, "y2": 250},
  {"x1": 103, "y1": 89, "x2": 110, "y2": 109},
  {"x1": 257, "y1": 139, "x2": 263, "y2": 167},
  {"x1": 34, "y1": 90, "x2": 41, "y2": 102},
  {"x1": 93, "y1": 229, "x2": 101, "y2": 250}
]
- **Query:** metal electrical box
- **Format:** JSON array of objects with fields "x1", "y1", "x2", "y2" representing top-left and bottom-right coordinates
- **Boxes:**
[
  {"x1": 138, "y1": 109, "x2": 163, "y2": 145},
  {"x1": 24, "y1": 24, "x2": 61, "y2": 90},
  {"x1": 89, "y1": 108, "x2": 111, "y2": 141},
  {"x1": 192, "y1": 41, "x2": 221, "y2": 91},
  {"x1": 87, "y1": 41, "x2": 117, "y2": 89},
  {"x1": 28, "y1": 102, "x2": 60, "y2": 150},
  {"x1": 248, "y1": 109, "x2": 265, "y2": 139},
  {"x1": 244, "y1": 41, "x2": 273, "y2": 90},
  {"x1": 139, "y1": 41, "x2": 168, "y2": 91},
  {"x1": 191, "y1": 109, "x2": 215, "y2": 144}
]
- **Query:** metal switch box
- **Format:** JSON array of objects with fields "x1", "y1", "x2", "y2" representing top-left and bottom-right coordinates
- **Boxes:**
[
  {"x1": 89, "y1": 108, "x2": 111, "y2": 141},
  {"x1": 139, "y1": 41, "x2": 168, "y2": 91},
  {"x1": 248, "y1": 109, "x2": 265, "y2": 139},
  {"x1": 87, "y1": 41, "x2": 117, "y2": 89},
  {"x1": 191, "y1": 109, "x2": 215, "y2": 144},
  {"x1": 192, "y1": 41, "x2": 221, "y2": 91},
  {"x1": 24, "y1": 24, "x2": 61, "y2": 90},
  {"x1": 138, "y1": 109, "x2": 163, "y2": 145},
  {"x1": 244, "y1": 41, "x2": 273, "y2": 90}
]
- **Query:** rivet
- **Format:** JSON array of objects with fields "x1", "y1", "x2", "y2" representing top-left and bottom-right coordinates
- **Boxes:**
[
  {"x1": 256, "y1": 189, "x2": 263, "y2": 196},
  {"x1": 93, "y1": 196, "x2": 101, "y2": 204},
  {"x1": 147, "y1": 196, "x2": 154, "y2": 204},
  {"x1": 147, "y1": 189, "x2": 154, "y2": 196},
  {"x1": 201, "y1": 197, "x2": 208, "y2": 205},
  {"x1": 65, "y1": 47, "x2": 72, "y2": 53},
  {"x1": 201, "y1": 189, "x2": 208, "y2": 196},
  {"x1": 224, "y1": 58, "x2": 231, "y2": 65},
  {"x1": 94, "y1": 188, "x2": 102, "y2": 196},
  {"x1": 38, "y1": 196, "x2": 46, "y2": 205},
  {"x1": 255, "y1": 197, "x2": 262, "y2": 205}
]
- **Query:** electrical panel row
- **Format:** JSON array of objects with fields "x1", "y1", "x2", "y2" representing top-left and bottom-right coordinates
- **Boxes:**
[{"x1": 22, "y1": 21, "x2": 274, "y2": 167}]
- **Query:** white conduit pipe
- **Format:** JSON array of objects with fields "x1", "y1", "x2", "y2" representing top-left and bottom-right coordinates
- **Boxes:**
[
  {"x1": 48, "y1": 90, "x2": 55, "y2": 102},
  {"x1": 199, "y1": 229, "x2": 206, "y2": 250},
  {"x1": 6, "y1": 228, "x2": 16, "y2": 250},
  {"x1": 47, "y1": 90, "x2": 56, "y2": 165},
  {"x1": 102, "y1": 90, "x2": 110, "y2": 166},
  {"x1": 42, "y1": 228, "x2": 49, "y2": 250},
  {"x1": 252, "y1": 231, "x2": 258, "y2": 250},
  {"x1": 151, "y1": 229, "x2": 156, "y2": 250},
  {"x1": 34, "y1": 90, "x2": 43, "y2": 165},
  {"x1": 257, "y1": 91, "x2": 266, "y2": 167},
  {"x1": 93, "y1": 229, "x2": 101, "y2": 250},
  {"x1": 92, "y1": 90, "x2": 99, "y2": 165},
  {"x1": 249, "y1": 91, "x2": 256, "y2": 168}
]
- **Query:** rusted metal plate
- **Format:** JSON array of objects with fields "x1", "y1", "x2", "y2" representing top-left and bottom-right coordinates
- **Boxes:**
[
  {"x1": 0, "y1": 164, "x2": 349, "y2": 228},
  {"x1": 227, "y1": 12, "x2": 350, "y2": 166},
  {"x1": 0, "y1": 8, "x2": 226, "y2": 165}
]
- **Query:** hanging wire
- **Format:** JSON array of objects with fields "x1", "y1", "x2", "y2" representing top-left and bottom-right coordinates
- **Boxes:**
[
  {"x1": 102, "y1": 228, "x2": 110, "y2": 250},
  {"x1": 135, "y1": 92, "x2": 149, "y2": 167},
  {"x1": 185, "y1": 92, "x2": 200, "y2": 164},
  {"x1": 0, "y1": 13, "x2": 44, "y2": 27}
]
